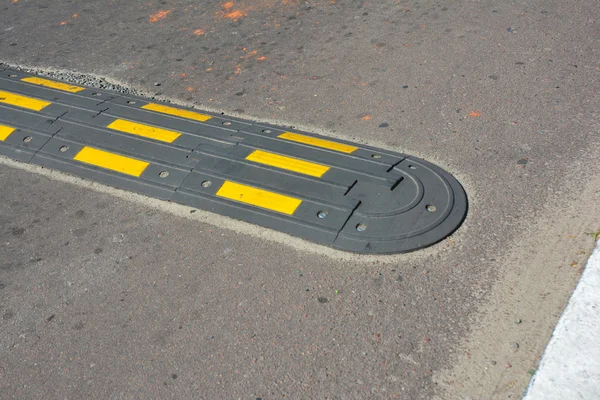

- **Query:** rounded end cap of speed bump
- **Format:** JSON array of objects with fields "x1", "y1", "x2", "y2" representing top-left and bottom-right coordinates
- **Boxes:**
[{"x1": 332, "y1": 157, "x2": 468, "y2": 254}]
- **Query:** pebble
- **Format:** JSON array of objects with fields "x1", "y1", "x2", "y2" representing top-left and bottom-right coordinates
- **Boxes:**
[
  {"x1": 511, "y1": 342, "x2": 520, "y2": 352},
  {"x1": 515, "y1": 318, "x2": 522, "y2": 324},
  {"x1": 491, "y1": 360, "x2": 497, "y2": 365},
  {"x1": 506, "y1": 363, "x2": 512, "y2": 368}
]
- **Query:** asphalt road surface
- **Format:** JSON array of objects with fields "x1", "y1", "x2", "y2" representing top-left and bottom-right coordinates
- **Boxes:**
[{"x1": 1, "y1": 0, "x2": 599, "y2": 398}]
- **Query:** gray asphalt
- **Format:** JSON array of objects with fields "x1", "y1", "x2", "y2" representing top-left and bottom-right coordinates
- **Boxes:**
[{"x1": 1, "y1": 0, "x2": 599, "y2": 398}]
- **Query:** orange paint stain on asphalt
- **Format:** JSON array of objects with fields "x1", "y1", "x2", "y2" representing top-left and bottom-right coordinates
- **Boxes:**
[
  {"x1": 213, "y1": 1, "x2": 302, "y2": 24},
  {"x1": 217, "y1": 1, "x2": 248, "y2": 21},
  {"x1": 361, "y1": 115, "x2": 373, "y2": 121},
  {"x1": 193, "y1": 29, "x2": 205, "y2": 35},
  {"x1": 59, "y1": 13, "x2": 80, "y2": 25},
  {"x1": 257, "y1": 56, "x2": 267, "y2": 61},
  {"x1": 241, "y1": 49, "x2": 258, "y2": 58},
  {"x1": 469, "y1": 111, "x2": 481, "y2": 117},
  {"x1": 150, "y1": 10, "x2": 171, "y2": 23},
  {"x1": 223, "y1": 10, "x2": 247, "y2": 20}
]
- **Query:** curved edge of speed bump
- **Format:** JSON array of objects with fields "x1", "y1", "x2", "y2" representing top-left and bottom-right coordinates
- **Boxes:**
[{"x1": 0, "y1": 67, "x2": 468, "y2": 254}]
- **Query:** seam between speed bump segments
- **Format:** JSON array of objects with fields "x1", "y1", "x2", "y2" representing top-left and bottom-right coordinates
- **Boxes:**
[{"x1": 0, "y1": 67, "x2": 468, "y2": 254}]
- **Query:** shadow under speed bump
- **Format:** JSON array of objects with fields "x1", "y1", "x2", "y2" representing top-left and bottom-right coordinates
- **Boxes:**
[{"x1": 0, "y1": 67, "x2": 468, "y2": 254}]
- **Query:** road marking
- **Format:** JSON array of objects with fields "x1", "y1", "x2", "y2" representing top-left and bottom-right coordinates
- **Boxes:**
[
  {"x1": 141, "y1": 103, "x2": 212, "y2": 122},
  {"x1": 278, "y1": 132, "x2": 358, "y2": 154},
  {"x1": 216, "y1": 181, "x2": 302, "y2": 215},
  {"x1": 0, "y1": 90, "x2": 51, "y2": 111},
  {"x1": 245, "y1": 150, "x2": 330, "y2": 178},
  {"x1": 107, "y1": 119, "x2": 181, "y2": 143},
  {"x1": 0, "y1": 124, "x2": 16, "y2": 141},
  {"x1": 21, "y1": 77, "x2": 85, "y2": 93},
  {"x1": 73, "y1": 146, "x2": 150, "y2": 177},
  {"x1": 523, "y1": 241, "x2": 600, "y2": 400}
]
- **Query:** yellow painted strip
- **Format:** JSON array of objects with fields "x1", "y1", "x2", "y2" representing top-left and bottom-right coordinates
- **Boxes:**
[
  {"x1": 73, "y1": 146, "x2": 149, "y2": 177},
  {"x1": 107, "y1": 119, "x2": 181, "y2": 143},
  {"x1": 142, "y1": 103, "x2": 212, "y2": 122},
  {"x1": 0, "y1": 124, "x2": 16, "y2": 141},
  {"x1": 216, "y1": 181, "x2": 302, "y2": 215},
  {"x1": 21, "y1": 77, "x2": 85, "y2": 93},
  {"x1": 0, "y1": 90, "x2": 51, "y2": 111},
  {"x1": 278, "y1": 132, "x2": 358, "y2": 154},
  {"x1": 245, "y1": 150, "x2": 330, "y2": 178}
]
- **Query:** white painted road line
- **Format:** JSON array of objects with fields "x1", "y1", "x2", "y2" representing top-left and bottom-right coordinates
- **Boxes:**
[{"x1": 523, "y1": 240, "x2": 600, "y2": 400}]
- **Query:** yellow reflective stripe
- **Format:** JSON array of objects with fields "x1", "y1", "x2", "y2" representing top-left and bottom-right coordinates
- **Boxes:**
[
  {"x1": 278, "y1": 132, "x2": 358, "y2": 154},
  {"x1": 0, "y1": 90, "x2": 51, "y2": 111},
  {"x1": 245, "y1": 150, "x2": 330, "y2": 178},
  {"x1": 216, "y1": 181, "x2": 302, "y2": 215},
  {"x1": 73, "y1": 146, "x2": 149, "y2": 177},
  {"x1": 0, "y1": 124, "x2": 16, "y2": 141},
  {"x1": 107, "y1": 119, "x2": 181, "y2": 143},
  {"x1": 141, "y1": 103, "x2": 212, "y2": 122},
  {"x1": 21, "y1": 77, "x2": 85, "y2": 93}
]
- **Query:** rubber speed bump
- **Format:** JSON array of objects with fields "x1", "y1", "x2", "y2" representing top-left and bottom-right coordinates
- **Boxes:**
[{"x1": 0, "y1": 67, "x2": 468, "y2": 254}]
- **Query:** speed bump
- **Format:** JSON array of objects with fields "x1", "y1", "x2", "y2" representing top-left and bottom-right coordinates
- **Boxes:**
[{"x1": 0, "y1": 67, "x2": 468, "y2": 254}]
